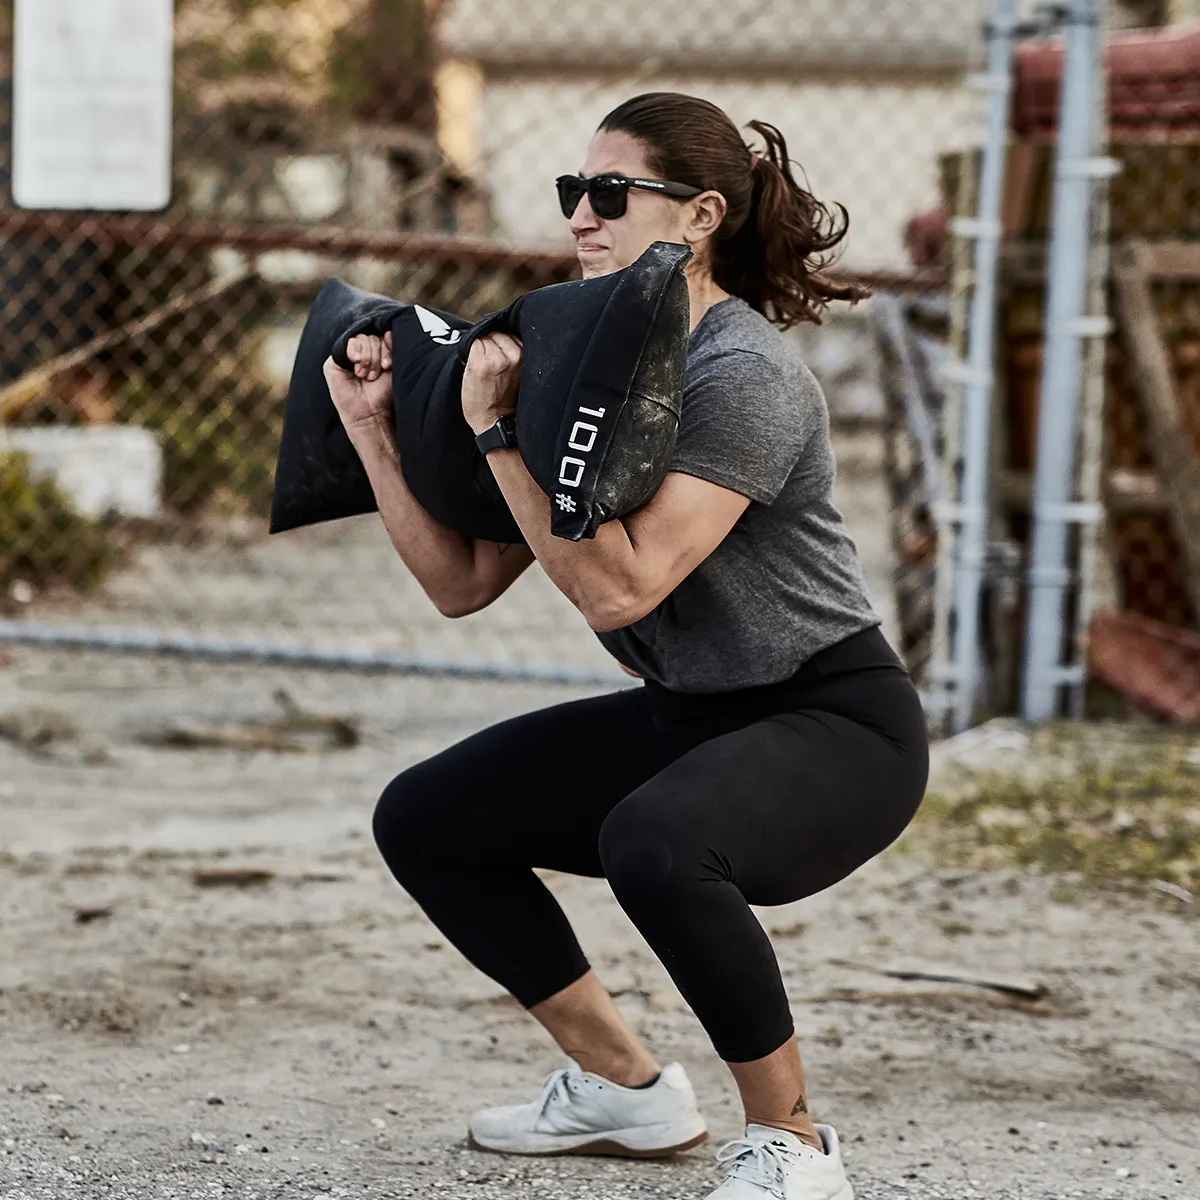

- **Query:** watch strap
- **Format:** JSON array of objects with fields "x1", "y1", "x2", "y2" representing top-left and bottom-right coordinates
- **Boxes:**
[{"x1": 475, "y1": 414, "x2": 518, "y2": 456}]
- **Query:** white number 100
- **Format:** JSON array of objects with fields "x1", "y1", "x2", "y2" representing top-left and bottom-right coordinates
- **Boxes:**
[{"x1": 557, "y1": 406, "x2": 607, "y2": 489}]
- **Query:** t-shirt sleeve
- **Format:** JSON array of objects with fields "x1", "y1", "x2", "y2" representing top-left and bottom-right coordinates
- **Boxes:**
[{"x1": 668, "y1": 348, "x2": 823, "y2": 505}]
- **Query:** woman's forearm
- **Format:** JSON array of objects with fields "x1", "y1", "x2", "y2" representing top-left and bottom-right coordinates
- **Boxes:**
[
  {"x1": 347, "y1": 415, "x2": 492, "y2": 615},
  {"x1": 458, "y1": 331, "x2": 662, "y2": 630},
  {"x1": 480, "y1": 445, "x2": 643, "y2": 630}
]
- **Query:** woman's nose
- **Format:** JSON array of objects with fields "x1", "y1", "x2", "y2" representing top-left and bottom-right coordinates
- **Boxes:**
[{"x1": 570, "y1": 196, "x2": 600, "y2": 235}]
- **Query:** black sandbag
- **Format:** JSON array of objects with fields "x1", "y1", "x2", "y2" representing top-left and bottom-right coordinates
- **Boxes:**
[
  {"x1": 269, "y1": 240, "x2": 692, "y2": 542},
  {"x1": 268, "y1": 280, "x2": 472, "y2": 535},
  {"x1": 457, "y1": 240, "x2": 692, "y2": 541}
]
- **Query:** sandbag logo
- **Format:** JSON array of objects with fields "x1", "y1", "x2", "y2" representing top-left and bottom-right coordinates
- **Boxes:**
[
  {"x1": 413, "y1": 305, "x2": 462, "y2": 345},
  {"x1": 557, "y1": 405, "x2": 606, "y2": 492},
  {"x1": 555, "y1": 494, "x2": 577, "y2": 512}
]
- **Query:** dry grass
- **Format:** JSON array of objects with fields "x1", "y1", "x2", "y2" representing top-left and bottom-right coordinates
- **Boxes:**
[{"x1": 914, "y1": 724, "x2": 1200, "y2": 891}]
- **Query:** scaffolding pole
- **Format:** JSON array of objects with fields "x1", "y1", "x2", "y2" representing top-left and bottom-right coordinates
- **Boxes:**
[
  {"x1": 1021, "y1": 0, "x2": 1112, "y2": 720},
  {"x1": 1069, "y1": 0, "x2": 1115, "y2": 718}
]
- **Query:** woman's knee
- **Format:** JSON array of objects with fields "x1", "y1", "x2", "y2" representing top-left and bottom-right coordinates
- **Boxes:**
[
  {"x1": 598, "y1": 800, "x2": 705, "y2": 901},
  {"x1": 372, "y1": 764, "x2": 440, "y2": 873}
]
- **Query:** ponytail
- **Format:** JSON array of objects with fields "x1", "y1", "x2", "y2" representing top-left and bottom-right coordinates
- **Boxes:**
[
  {"x1": 714, "y1": 121, "x2": 869, "y2": 328},
  {"x1": 600, "y1": 94, "x2": 868, "y2": 328}
]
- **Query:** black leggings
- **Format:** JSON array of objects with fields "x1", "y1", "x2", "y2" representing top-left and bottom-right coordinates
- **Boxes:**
[{"x1": 373, "y1": 626, "x2": 928, "y2": 1063}]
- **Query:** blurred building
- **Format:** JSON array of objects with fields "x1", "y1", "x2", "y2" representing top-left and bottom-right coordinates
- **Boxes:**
[
  {"x1": 435, "y1": 0, "x2": 986, "y2": 269},
  {"x1": 434, "y1": 0, "x2": 1193, "y2": 268}
]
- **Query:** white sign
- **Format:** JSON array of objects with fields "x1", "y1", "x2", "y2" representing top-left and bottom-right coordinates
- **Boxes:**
[{"x1": 13, "y1": 0, "x2": 174, "y2": 211}]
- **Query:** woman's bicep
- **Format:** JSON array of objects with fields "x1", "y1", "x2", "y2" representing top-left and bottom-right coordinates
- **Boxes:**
[{"x1": 622, "y1": 471, "x2": 750, "y2": 617}]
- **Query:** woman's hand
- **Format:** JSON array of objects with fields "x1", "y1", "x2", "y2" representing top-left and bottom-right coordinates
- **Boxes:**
[
  {"x1": 462, "y1": 332, "x2": 522, "y2": 436},
  {"x1": 323, "y1": 331, "x2": 393, "y2": 432}
]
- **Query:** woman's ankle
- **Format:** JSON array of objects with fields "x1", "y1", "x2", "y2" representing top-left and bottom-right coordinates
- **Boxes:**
[
  {"x1": 747, "y1": 1116, "x2": 824, "y2": 1152},
  {"x1": 530, "y1": 971, "x2": 661, "y2": 1090},
  {"x1": 573, "y1": 1049, "x2": 662, "y2": 1089}
]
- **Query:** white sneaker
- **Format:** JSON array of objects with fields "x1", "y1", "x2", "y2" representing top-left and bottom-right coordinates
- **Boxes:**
[
  {"x1": 707, "y1": 1123, "x2": 855, "y2": 1200},
  {"x1": 467, "y1": 1059, "x2": 708, "y2": 1157}
]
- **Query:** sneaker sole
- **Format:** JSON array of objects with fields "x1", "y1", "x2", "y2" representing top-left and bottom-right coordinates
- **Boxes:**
[{"x1": 467, "y1": 1126, "x2": 709, "y2": 1159}]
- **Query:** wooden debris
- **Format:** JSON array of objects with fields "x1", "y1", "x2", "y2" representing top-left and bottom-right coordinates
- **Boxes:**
[
  {"x1": 829, "y1": 958, "x2": 1049, "y2": 1001},
  {"x1": 190, "y1": 868, "x2": 276, "y2": 889},
  {"x1": 0, "y1": 708, "x2": 77, "y2": 751},
  {"x1": 817, "y1": 986, "x2": 1070, "y2": 1017},
  {"x1": 1154, "y1": 880, "x2": 1194, "y2": 904},
  {"x1": 874, "y1": 965, "x2": 1048, "y2": 1000},
  {"x1": 1089, "y1": 608, "x2": 1200, "y2": 722},
  {"x1": 74, "y1": 906, "x2": 113, "y2": 925},
  {"x1": 0, "y1": 270, "x2": 254, "y2": 421},
  {"x1": 143, "y1": 689, "x2": 359, "y2": 753}
]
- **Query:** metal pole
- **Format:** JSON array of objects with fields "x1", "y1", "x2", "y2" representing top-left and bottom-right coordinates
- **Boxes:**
[
  {"x1": 1069, "y1": 0, "x2": 1114, "y2": 719},
  {"x1": 944, "y1": 0, "x2": 1018, "y2": 734},
  {"x1": 1021, "y1": 0, "x2": 1105, "y2": 721}
]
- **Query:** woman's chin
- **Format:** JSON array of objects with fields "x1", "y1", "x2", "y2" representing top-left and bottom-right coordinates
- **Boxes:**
[{"x1": 576, "y1": 248, "x2": 621, "y2": 279}]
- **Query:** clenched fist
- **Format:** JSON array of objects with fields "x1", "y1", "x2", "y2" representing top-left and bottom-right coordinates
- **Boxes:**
[
  {"x1": 461, "y1": 332, "x2": 523, "y2": 436},
  {"x1": 324, "y1": 331, "x2": 393, "y2": 432}
]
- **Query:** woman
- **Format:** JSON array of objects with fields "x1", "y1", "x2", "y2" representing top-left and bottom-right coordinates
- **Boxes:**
[{"x1": 325, "y1": 92, "x2": 928, "y2": 1200}]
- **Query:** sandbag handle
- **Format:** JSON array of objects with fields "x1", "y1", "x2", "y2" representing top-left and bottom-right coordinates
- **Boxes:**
[
  {"x1": 329, "y1": 309, "x2": 401, "y2": 372},
  {"x1": 454, "y1": 299, "x2": 525, "y2": 364}
]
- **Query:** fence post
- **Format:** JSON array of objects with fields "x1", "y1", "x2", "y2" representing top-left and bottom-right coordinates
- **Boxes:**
[
  {"x1": 1020, "y1": 0, "x2": 1108, "y2": 721},
  {"x1": 941, "y1": 0, "x2": 1018, "y2": 734}
]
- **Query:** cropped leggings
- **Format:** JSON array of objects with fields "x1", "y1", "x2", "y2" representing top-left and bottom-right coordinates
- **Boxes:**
[{"x1": 372, "y1": 626, "x2": 929, "y2": 1063}]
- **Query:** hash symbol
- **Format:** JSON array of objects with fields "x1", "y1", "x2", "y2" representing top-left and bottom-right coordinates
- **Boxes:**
[{"x1": 555, "y1": 493, "x2": 577, "y2": 513}]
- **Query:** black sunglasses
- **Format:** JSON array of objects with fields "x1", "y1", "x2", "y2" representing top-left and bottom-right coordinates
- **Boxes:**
[{"x1": 555, "y1": 173, "x2": 703, "y2": 220}]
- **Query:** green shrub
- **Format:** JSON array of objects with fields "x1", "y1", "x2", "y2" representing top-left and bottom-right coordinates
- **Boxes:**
[
  {"x1": 0, "y1": 452, "x2": 114, "y2": 592},
  {"x1": 115, "y1": 375, "x2": 279, "y2": 517}
]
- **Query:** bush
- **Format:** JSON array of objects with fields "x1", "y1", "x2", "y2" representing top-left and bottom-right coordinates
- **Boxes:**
[
  {"x1": 0, "y1": 452, "x2": 114, "y2": 593},
  {"x1": 115, "y1": 373, "x2": 280, "y2": 518}
]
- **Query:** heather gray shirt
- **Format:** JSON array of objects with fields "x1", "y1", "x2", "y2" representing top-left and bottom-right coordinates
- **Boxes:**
[{"x1": 596, "y1": 296, "x2": 879, "y2": 692}]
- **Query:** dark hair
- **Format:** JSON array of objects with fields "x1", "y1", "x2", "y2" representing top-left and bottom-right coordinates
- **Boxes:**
[{"x1": 598, "y1": 92, "x2": 868, "y2": 328}]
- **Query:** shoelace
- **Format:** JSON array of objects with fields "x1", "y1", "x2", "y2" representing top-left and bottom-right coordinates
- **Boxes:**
[
  {"x1": 534, "y1": 1066, "x2": 581, "y2": 1120},
  {"x1": 715, "y1": 1135, "x2": 809, "y2": 1199}
]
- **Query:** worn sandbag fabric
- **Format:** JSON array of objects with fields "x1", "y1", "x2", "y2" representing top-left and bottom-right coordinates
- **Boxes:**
[{"x1": 269, "y1": 241, "x2": 692, "y2": 542}]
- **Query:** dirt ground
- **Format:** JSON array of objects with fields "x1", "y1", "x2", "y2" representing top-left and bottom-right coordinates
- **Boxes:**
[{"x1": 2, "y1": 433, "x2": 1198, "y2": 1200}]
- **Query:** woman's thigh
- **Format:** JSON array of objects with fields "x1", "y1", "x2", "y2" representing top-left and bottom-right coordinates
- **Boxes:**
[
  {"x1": 374, "y1": 687, "x2": 673, "y2": 879},
  {"x1": 601, "y1": 679, "x2": 929, "y2": 905}
]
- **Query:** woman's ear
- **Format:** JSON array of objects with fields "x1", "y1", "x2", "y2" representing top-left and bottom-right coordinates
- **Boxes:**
[{"x1": 685, "y1": 190, "x2": 727, "y2": 244}]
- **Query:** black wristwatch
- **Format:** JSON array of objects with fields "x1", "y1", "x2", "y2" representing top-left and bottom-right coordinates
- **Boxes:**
[{"x1": 475, "y1": 413, "x2": 518, "y2": 455}]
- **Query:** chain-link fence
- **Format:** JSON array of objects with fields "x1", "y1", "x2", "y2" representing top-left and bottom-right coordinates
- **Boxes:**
[
  {"x1": 1004, "y1": 18, "x2": 1200, "y2": 724},
  {"x1": 874, "y1": 7, "x2": 1200, "y2": 724},
  {"x1": 1, "y1": 0, "x2": 1198, "y2": 715}
]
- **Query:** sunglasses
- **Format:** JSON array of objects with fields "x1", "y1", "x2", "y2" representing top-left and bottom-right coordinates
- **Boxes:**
[{"x1": 555, "y1": 173, "x2": 704, "y2": 220}]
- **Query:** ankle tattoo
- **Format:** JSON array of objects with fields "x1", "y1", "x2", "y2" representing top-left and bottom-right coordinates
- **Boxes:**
[{"x1": 790, "y1": 1092, "x2": 808, "y2": 1116}]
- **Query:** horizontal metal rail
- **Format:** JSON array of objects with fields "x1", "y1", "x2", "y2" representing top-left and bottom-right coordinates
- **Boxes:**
[
  {"x1": 0, "y1": 621, "x2": 629, "y2": 689},
  {"x1": 0, "y1": 209, "x2": 951, "y2": 294}
]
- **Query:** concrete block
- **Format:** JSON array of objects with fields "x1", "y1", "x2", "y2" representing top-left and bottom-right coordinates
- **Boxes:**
[{"x1": 1, "y1": 425, "x2": 164, "y2": 519}]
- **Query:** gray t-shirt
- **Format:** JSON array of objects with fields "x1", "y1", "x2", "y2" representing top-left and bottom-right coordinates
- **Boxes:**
[{"x1": 596, "y1": 296, "x2": 879, "y2": 692}]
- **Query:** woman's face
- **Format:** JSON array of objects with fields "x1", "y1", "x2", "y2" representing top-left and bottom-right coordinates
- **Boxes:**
[{"x1": 568, "y1": 129, "x2": 702, "y2": 279}]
